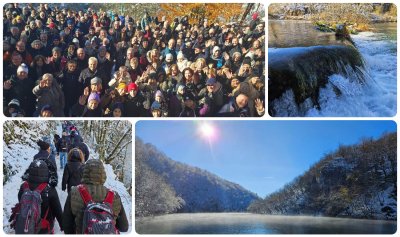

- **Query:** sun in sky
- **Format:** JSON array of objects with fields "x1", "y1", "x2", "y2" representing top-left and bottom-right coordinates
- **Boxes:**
[{"x1": 198, "y1": 122, "x2": 218, "y2": 142}]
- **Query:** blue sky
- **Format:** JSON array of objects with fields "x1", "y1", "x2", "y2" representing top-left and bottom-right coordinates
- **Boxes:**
[{"x1": 136, "y1": 120, "x2": 396, "y2": 198}]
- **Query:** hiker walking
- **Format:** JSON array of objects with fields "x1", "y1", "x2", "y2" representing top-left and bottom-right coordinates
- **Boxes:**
[{"x1": 62, "y1": 159, "x2": 129, "y2": 234}]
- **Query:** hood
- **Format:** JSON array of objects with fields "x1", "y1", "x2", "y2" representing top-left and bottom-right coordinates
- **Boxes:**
[{"x1": 81, "y1": 159, "x2": 106, "y2": 185}]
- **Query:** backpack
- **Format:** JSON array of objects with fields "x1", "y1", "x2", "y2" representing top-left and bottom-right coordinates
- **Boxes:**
[
  {"x1": 12, "y1": 182, "x2": 50, "y2": 234},
  {"x1": 77, "y1": 185, "x2": 119, "y2": 234}
]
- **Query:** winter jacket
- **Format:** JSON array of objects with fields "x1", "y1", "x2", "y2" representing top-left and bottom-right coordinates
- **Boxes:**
[
  {"x1": 60, "y1": 70, "x2": 82, "y2": 116},
  {"x1": 62, "y1": 159, "x2": 129, "y2": 234},
  {"x1": 62, "y1": 151, "x2": 85, "y2": 193},
  {"x1": 32, "y1": 81, "x2": 65, "y2": 117},
  {"x1": 123, "y1": 93, "x2": 148, "y2": 117},
  {"x1": 3, "y1": 74, "x2": 36, "y2": 116},
  {"x1": 18, "y1": 161, "x2": 63, "y2": 233},
  {"x1": 56, "y1": 136, "x2": 68, "y2": 153},
  {"x1": 218, "y1": 97, "x2": 251, "y2": 117},
  {"x1": 70, "y1": 103, "x2": 103, "y2": 117},
  {"x1": 78, "y1": 67, "x2": 107, "y2": 89}
]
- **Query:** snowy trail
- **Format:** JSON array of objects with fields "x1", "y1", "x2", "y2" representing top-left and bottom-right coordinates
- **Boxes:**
[{"x1": 3, "y1": 122, "x2": 132, "y2": 234}]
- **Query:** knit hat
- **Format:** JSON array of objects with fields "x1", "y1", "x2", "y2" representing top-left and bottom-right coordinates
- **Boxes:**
[
  {"x1": 90, "y1": 77, "x2": 102, "y2": 85},
  {"x1": 112, "y1": 102, "x2": 124, "y2": 113},
  {"x1": 67, "y1": 19, "x2": 74, "y2": 25},
  {"x1": 37, "y1": 139, "x2": 50, "y2": 150},
  {"x1": 151, "y1": 101, "x2": 161, "y2": 111},
  {"x1": 165, "y1": 53, "x2": 173, "y2": 62},
  {"x1": 48, "y1": 22, "x2": 56, "y2": 29},
  {"x1": 212, "y1": 46, "x2": 221, "y2": 54},
  {"x1": 155, "y1": 90, "x2": 163, "y2": 98},
  {"x1": 206, "y1": 78, "x2": 217, "y2": 85},
  {"x1": 127, "y1": 82, "x2": 138, "y2": 92},
  {"x1": 28, "y1": 160, "x2": 49, "y2": 184},
  {"x1": 117, "y1": 83, "x2": 127, "y2": 92},
  {"x1": 17, "y1": 63, "x2": 28, "y2": 74},
  {"x1": 8, "y1": 99, "x2": 20, "y2": 107},
  {"x1": 88, "y1": 92, "x2": 100, "y2": 103},
  {"x1": 40, "y1": 105, "x2": 53, "y2": 115},
  {"x1": 252, "y1": 13, "x2": 259, "y2": 20},
  {"x1": 177, "y1": 51, "x2": 185, "y2": 60}
]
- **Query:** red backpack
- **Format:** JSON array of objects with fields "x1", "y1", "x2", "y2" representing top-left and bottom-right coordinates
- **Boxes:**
[
  {"x1": 10, "y1": 182, "x2": 50, "y2": 234},
  {"x1": 77, "y1": 184, "x2": 119, "y2": 234}
]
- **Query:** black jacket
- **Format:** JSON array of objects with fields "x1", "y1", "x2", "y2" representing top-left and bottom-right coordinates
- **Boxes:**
[
  {"x1": 62, "y1": 155, "x2": 84, "y2": 193},
  {"x1": 124, "y1": 93, "x2": 148, "y2": 117}
]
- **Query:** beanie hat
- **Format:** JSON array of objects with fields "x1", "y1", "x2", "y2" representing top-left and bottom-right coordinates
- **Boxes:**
[
  {"x1": 40, "y1": 105, "x2": 53, "y2": 115},
  {"x1": 177, "y1": 51, "x2": 185, "y2": 60},
  {"x1": 17, "y1": 63, "x2": 29, "y2": 74},
  {"x1": 151, "y1": 101, "x2": 161, "y2": 111},
  {"x1": 155, "y1": 90, "x2": 163, "y2": 98},
  {"x1": 212, "y1": 46, "x2": 221, "y2": 54},
  {"x1": 88, "y1": 92, "x2": 100, "y2": 103},
  {"x1": 8, "y1": 99, "x2": 20, "y2": 107},
  {"x1": 127, "y1": 82, "x2": 138, "y2": 92},
  {"x1": 28, "y1": 160, "x2": 49, "y2": 184},
  {"x1": 117, "y1": 83, "x2": 127, "y2": 92},
  {"x1": 37, "y1": 139, "x2": 50, "y2": 150},
  {"x1": 165, "y1": 53, "x2": 173, "y2": 61},
  {"x1": 48, "y1": 22, "x2": 56, "y2": 29},
  {"x1": 52, "y1": 46, "x2": 61, "y2": 53},
  {"x1": 112, "y1": 102, "x2": 124, "y2": 113},
  {"x1": 206, "y1": 78, "x2": 217, "y2": 85},
  {"x1": 252, "y1": 13, "x2": 259, "y2": 20},
  {"x1": 90, "y1": 77, "x2": 102, "y2": 85}
]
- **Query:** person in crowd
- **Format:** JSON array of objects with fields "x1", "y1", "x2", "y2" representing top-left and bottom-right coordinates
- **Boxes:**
[
  {"x1": 32, "y1": 73, "x2": 65, "y2": 117},
  {"x1": 2, "y1": 3, "x2": 265, "y2": 117},
  {"x1": 13, "y1": 160, "x2": 63, "y2": 234},
  {"x1": 61, "y1": 148, "x2": 85, "y2": 193},
  {"x1": 62, "y1": 159, "x2": 129, "y2": 234}
]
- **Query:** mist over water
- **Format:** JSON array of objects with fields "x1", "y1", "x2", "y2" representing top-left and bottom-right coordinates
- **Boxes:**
[{"x1": 135, "y1": 213, "x2": 396, "y2": 234}]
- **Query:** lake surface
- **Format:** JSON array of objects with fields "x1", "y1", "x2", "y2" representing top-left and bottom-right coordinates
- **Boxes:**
[
  {"x1": 268, "y1": 21, "x2": 397, "y2": 117},
  {"x1": 135, "y1": 213, "x2": 396, "y2": 234}
]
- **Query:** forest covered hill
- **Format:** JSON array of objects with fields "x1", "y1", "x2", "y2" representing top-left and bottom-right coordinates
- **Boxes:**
[
  {"x1": 248, "y1": 132, "x2": 397, "y2": 220},
  {"x1": 135, "y1": 138, "x2": 259, "y2": 217}
]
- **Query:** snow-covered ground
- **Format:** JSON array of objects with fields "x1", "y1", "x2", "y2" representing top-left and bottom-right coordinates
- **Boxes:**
[{"x1": 3, "y1": 122, "x2": 132, "y2": 234}]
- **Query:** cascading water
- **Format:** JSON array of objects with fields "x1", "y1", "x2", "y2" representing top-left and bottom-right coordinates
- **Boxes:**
[{"x1": 269, "y1": 21, "x2": 397, "y2": 117}]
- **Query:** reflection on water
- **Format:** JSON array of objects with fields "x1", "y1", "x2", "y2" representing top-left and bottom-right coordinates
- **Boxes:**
[
  {"x1": 135, "y1": 213, "x2": 397, "y2": 234},
  {"x1": 268, "y1": 20, "x2": 346, "y2": 48}
]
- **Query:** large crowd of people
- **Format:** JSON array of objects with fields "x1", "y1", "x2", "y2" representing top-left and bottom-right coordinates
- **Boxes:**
[{"x1": 3, "y1": 3, "x2": 265, "y2": 117}]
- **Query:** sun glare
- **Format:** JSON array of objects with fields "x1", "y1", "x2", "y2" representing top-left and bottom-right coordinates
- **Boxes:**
[{"x1": 200, "y1": 123, "x2": 215, "y2": 139}]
